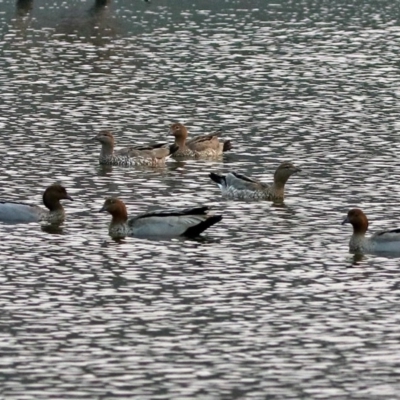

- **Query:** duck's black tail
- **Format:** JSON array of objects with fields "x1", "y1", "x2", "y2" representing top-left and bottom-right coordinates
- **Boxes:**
[
  {"x1": 209, "y1": 172, "x2": 225, "y2": 185},
  {"x1": 168, "y1": 143, "x2": 180, "y2": 155},
  {"x1": 223, "y1": 140, "x2": 232, "y2": 152},
  {"x1": 183, "y1": 215, "x2": 223, "y2": 237}
]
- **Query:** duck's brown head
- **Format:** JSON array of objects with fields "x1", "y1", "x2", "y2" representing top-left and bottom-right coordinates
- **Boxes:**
[
  {"x1": 99, "y1": 197, "x2": 128, "y2": 224},
  {"x1": 43, "y1": 184, "x2": 73, "y2": 212},
  {"x1": 169, "y1": 123, "x2": 189, "y2": 143},
  {"x1": 342, "y1": 208, "x2": 369, "y2": 235},
  {"x1": 93, "y1": 131, "x2": 116, "y2": 158},
  {"x1": 274, "y1": 162, "x2": 301, "y2": 186},
  {"x1": 93, "y1": 131, "x2": 115, "y2": 146}
]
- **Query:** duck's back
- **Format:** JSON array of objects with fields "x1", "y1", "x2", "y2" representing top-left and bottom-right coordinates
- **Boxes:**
[
  {"x1": 187, "y1": 134, "x2": 221, "y2": 152},
  {"x1": 0, "y1": 202, "x2": 44, "y2": 223},
  {"x1": 226, "y1": 172, "x2": 268, "y2": 190},
  {"x1": 370, "y1": 229, "x2": 400, "y2": 252},
  {"x1": 127, "y1": 207, "x2": 217, "y2": 237}
]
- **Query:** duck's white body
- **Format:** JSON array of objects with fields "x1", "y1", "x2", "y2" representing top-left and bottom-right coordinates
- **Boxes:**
[
  {"x1": 0, "y1": 202, "x2": 46, "y2": 223},
  {"x1": 113, "y1": 210, "x2": 219, "y2": 237},
  {"x1": 99, "y1": 198, "x2": 223, "y2": 239}
]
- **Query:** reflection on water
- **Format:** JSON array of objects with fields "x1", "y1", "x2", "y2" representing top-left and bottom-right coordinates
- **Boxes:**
[
  {"x1": 1, "y1": 0, "x2": 400, "y2": 398},
  {"x1": 16, "y1": 0, "x2": 33, "y2": 16}
]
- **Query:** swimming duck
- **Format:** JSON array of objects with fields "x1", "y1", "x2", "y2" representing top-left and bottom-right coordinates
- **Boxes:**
[
  {"x1": 342, "y1": 208, "x2": 400, "y2": 253},
  {"x1": 0, "y1": 184, "x2": 73, "y2": 224},
  {"x1": 169, "y1": 123, "x2": 232, "y2": 158},
  {"x1": 209, "y1": 161, "x2": 301, "y2": 201},
  {"x1": 93, "y1": 131, "x2": 177, "y2": 167},
  {"x1": 99, "y1": 197, "x2": 223, "y2": 238}
]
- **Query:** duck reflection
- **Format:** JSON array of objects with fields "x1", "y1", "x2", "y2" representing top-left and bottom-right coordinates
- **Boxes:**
[{"x1": 16, "y1": 0, "x2": 33, "y2": 16}]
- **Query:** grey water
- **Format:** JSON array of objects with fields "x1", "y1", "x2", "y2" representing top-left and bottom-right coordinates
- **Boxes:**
[{"x1": 1, "y1": 0, "x2": 400, "y2": 398}]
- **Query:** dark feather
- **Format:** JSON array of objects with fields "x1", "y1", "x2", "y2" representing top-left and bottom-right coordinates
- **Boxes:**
[
  {"x1": 223, "y1": 140, "x2": 232, "y2": 152},
  {"x1": 168, "y1": 143, "x2": 180, "y2": 155},
  {"x1": 231, "y1": 171, "x2": 259, "y2": 184},
  {"x1": 187, "y1": 130, "x2": 222, "y2": 145},
  {"x1": 132, "y1": 143, "x2": 167, "y2": 151},
  {"x1": 183, "y1": 215, "x2": 223, "y2": 237},
  {"x1": 209, "y1": 173, "x2": 225, "y2": 185},
  {"x1": 133, "y1": 206, "x2": 210, "y2": 221},
  {"x1": 377, "y1": 228, "x2": 400, "y2": 236}
]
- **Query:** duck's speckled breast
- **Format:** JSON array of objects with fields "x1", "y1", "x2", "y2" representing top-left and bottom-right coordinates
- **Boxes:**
[
  {"x1": 99, "y1": 155, "x2": 164, "y2": 167},
  {"x1": 43, "y1": 210, "x2": 66, "y2": 224},
  {"x1": 108, "y1": 223, "x2": 130, "y2": 238},
  {"x1": 222, "y1": 187, "x2": 279, "y2": 201},
  {"x1": 172, "y1": 148, "x2": 222, "y2": 159}
]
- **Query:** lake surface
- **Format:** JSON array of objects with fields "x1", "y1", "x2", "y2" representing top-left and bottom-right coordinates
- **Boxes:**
[{"x1": 1, "y1": 0, "x2": 400, "y2": 398}]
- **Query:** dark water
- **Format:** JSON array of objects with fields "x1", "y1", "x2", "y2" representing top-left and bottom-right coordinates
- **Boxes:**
[{"x1": 1, "y1": 0, "x2": 400, "y2": 398}]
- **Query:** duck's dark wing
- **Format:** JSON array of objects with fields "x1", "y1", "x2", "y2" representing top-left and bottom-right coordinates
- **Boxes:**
[
  {"x1": 209, "y1": 171, "x2": 268, "y2": 190},
  {"x1": 127, "y1": 206, "x2": 221, "y2": 237},
  {"x1": 133, "y1": 206, "x2": 210, "y2": 220},
  {"x1": 186, "y1": 132, "x2": 222, "y2": 151},
  {"x1": 118, "y1": 143, "x2": 178, "y2": 159}
]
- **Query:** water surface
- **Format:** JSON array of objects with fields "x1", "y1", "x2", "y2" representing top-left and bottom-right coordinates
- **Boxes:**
[{"x1": 1, "y1": 0, "x2": 400, "y2": 398}]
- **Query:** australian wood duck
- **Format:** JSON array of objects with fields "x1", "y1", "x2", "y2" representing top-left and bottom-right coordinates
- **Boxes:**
[
  {"x1": 209, "y1": 161, "x2": 301, "y2": 201},
  {"x1": 94, "y1": 131, "x2": 177, "y2": 167},
  {"x1": 0, "y1": 184, "x2": 73, "y2": 224},
  {"x1": 99, "y1": 198, "x2": 222, "y2": 238},
  {"x1": 342, "y1": 208, "x2": 400, "y2": 253},
  {"x1": 169, "y1": 123, "x2": 231, "y2": 159}
]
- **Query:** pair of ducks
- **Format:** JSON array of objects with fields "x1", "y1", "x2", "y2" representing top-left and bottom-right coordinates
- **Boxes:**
[
  {"x1": 93, "y1": 123, "x2": 231, "y2": 167},
  {"x1": 0, "y1": 184, "x2": 222, "y2": 238}
]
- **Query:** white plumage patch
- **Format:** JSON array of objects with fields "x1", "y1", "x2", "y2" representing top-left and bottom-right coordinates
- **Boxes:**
[{"x1": 0, "y1": 203, "x2": 43, "y2": 223}]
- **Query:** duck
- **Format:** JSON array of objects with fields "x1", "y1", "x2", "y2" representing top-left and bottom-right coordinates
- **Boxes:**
[
  {"x1": 169, "y1": 123, "x2": 232, "y2": 158},
  {"x1": 99, "y1": 197, "x2": 223, "y2": 238},
  {"x1": 0, "y1": 184, "x2": 73, "y2": 224},
  {"x1": 93, "y1": 131, "x2": 178, "y2": 167},
  {"x1": 342, "y1": 208, "x2": 400, "y2": 253},
  {"x1": 209, "y1": 161, "x2": 301, "y2": 201}
]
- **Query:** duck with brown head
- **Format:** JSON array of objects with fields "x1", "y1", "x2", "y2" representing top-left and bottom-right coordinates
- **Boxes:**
[
  {"x1": 93, "y1": 130, "x2": 178, "y2": 167},
  {"x1": 169, "y1": 123, "x2": 232, "y2": 159},
  {"x1": 209, "y1": 161, "x2": 301, "y2": 201},
  {"x1": 342, "y1": 208, "x2": 400, "y2": 253},
  {"x1": 0, "y1": 184, "x2": 73, "y2": 224},
  {"x1": 99, "y1": 197, "x2": 223, "y2": 238}
]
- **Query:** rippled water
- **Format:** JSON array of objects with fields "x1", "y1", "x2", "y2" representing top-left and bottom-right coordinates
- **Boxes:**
[{"x1": 1, "y1": 0, "x2": 400, "y2": 398}]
